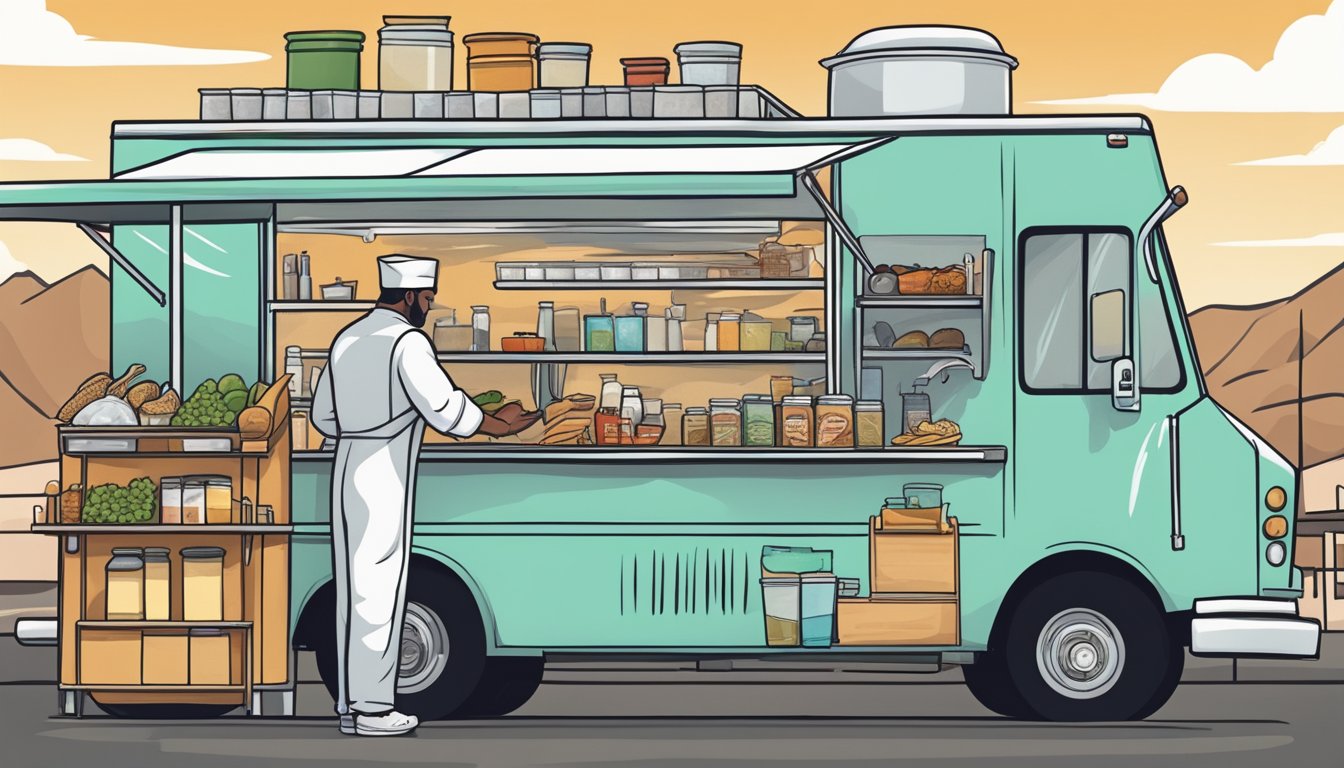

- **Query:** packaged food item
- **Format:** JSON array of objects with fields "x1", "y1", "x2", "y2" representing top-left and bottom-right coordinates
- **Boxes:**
[
  {"x1": 663, "y1": 403, "x2": 684, "y2": 445},
  {"x1": 60, "y1": 484, "x2": 83, "y2": 524},
  {"x1": 781, "y1": 396, "x2": 815, "y2": 447},
  {"x1": 635, "y1": 399, "x2": 665, "y2": 445},
  {"x1": 901, "y1": 392, "x2": 932, "y2": 434},
  {"x1": 538, "y1": 42, "x2": 592, "y2": 88},
  {"x1": 710, "y1": 398, "x2": 743, "y2": 446},
  {"x1": 683, "y1": 407, "x2": 711, "y2": 446},
  {"x1": 804, "y1": 332, "x2": 827, "y2": 353},
  {"x1": 138, "y1": 387, "x2": 181, "y2": 425},
  {"x1": 770, "y1": 376, "x2": 794, "y2": 403},
  {"x1": 143, "y1": 547, "x2": 171, "y2": 621},
  {"x1": 717, "y1": 313, "x2": 742, "y2": 352},
  {"x1": 743, "y1": 395, "x2": 775, "y2": 446},
  {"x1": 585, "y1": 299, "x2": 615, "y2": 352},
  {"x1": 789, "y1": 316, "x2": 818, "y2": 344},
  {"x1": 856, "y1": 401, "x2": 885, "y2": 448},
  {"x1": 815, "y1": 394, "x2": 855, "y2": 448},
  {"x1": 160, "y1": 478, "x2": 183, "y2": 524},
  {"x1": 615, "y1": 303, "x2": 648, "y2": 352},
  {"x1": 181, "y1": 547, "x2": 225, "y2": 622},
  {"x1": 182, "y1": 478, "x2": 206, "y2": 525},
  {"x1": 891, "y1": 419, "x2": 963, "y2": 446},
  {"x1": 106, "y1": 548, "x2": 145, "y2": 620},
  {"x1": 739, "y1": 313, "x2": 772, "y2": 351},
  {"x1": 205, "y1": 477, "x2": 232, "y2": 524}
]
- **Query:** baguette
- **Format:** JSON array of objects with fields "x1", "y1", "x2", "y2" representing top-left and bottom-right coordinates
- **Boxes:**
[
  {"x1": 57, "y1": 373, "x2": 112, "y2": 423},
  {"x1": 106, "y1": 364, "x2": 147, "y2": 398}
]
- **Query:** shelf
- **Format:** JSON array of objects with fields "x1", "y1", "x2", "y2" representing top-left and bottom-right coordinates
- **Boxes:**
[
  {"x1": 858, "y1": 295, "x2": 982, "y2": 309},
  {"x1": 493, "y1": 279, "x2": 823, "y2": 291},
  {"x1": 861, "y1": 347, "x2": 973, "y2": 362},
  {"x1": 296, "y1": 445, "x2": 1009, "y2": 464},
  {"x1": 269, "y1": 301, "x2": 374, "y2": 312},
  {"x1": 296, "y1": 349, "x2": 825, "y2": 364},
  {"x1": 33, "y1": 525, "x2": 293, "y2": 536},
  {"x1": 62, "y1": 684, "x2": 247, "y2": 692},
  {"x1": 76, "y1": 620, "x2": 252, "y2": 629}
]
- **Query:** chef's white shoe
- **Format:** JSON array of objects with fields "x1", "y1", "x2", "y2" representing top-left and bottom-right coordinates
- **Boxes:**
[
  {"x1": 338, "y1": 714, "x2": 355, "y2": 735},
  {"x1": 354, "y1": 710, "x2": 419, "y2": 737}
]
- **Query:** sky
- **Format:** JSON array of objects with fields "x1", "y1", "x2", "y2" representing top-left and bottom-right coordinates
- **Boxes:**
[{"x1": 1, "y1": 0, "x2": 1343, "y2": 309}]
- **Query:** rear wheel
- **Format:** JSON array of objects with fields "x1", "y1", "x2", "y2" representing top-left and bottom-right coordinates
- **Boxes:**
[
  {"x1": 1002, "y1": 572, "x2": 1177, "y2": 721},
  {"x1": 315, "y1": 568, "x2": 486, "y2": 721},
  {"x1": 453, "y1": 657, "x2": 545, "y2": 718}
]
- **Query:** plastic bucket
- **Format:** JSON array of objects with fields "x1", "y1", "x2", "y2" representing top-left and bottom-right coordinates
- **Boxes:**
[
  {"x1": 675, "y1": 41, "x2": 742, "y2": 86},
  {"x1": 285, "y1": 31, "x2": 365, "y2": 90},
  {"x1": 761, "y1": 576, "x2": 800, "y2": 647}
]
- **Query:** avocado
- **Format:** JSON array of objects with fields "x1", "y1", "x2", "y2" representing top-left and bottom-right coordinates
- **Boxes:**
[
  {"x1": 218, "y1": 373, "x2": 247, "y2": 395},
  {"x1": 223, "y1": 389, "x2": 248, "y2": 414}
]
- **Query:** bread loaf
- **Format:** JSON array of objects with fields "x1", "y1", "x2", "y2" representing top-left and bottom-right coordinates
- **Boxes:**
[
  {"x1": 930, "y1": 268, "x2": 967, "y2": 295},
  {"x1": 893, "y1": 331, "x2": 930, "y2": 349},
  {"x1": 897, "y1": 269, "x2": 934, "y2": 294},
  {"x1": 57, "y1": 373, "x2": 112, "y2": 423},
  {"x1": 126, "y1": 381, "x2": 161, "y2": 411},
  {"x1": 106, "y1": 364, "x2": 147, "y2": 398},
  {"x1": 929, "y1": 328, "x2": 965, "y2": 350}
]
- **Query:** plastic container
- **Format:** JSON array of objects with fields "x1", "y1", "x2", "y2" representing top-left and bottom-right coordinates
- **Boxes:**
[
  {"x1": 815, "y1": 394, "x2": 855, "y2": 448},
  {"x1": 286, "y1": 90, "x2": 312, "y2": 119},
  {"x1": 645, "y1": 312, "x2": 668, "y2": 353},
  {"x1": 743, "y1": 395, "x2": 775, "y2": 447},
  {"x1": 381, "y1": 91, "x2": 413, "y2": 118},
  {"x1": 674, "y1": 41, "x2": 743, "y2": 86},
  {"x1": 446, "y1": 91, "x2": 475, "y2": 118},
  {"x1": 501, "y1": 333, "x2": 545, "y2": 352},
  {"x1": 704, "y1": 85, "x2": 740, "y2": 117},
  {"x1": 473, "y1": 91, "x2": 499, "y2": 118},
  {"x1": 561, "y1": 88, "x2": 584, "y2": 118},
  {"x1": 683, "y1": 407, "x2": 710, "y2": 446},
  {"x1": 200, "y1": 89, "x2": 231, "y2": 120},
  {"x1": 903, "y1": 483, "x2": 943, "y2": 510},
  {"x1": 358, "y1": 90, "x2": 381, "y2": 118},
  {"x1": 462, "y1": 32, "x2": 539, "y2": 57},
  {"x1": 630, "y1": 86, "x2": 654, "y2": 117},
  {"x1": 614, "y1": 303, "x2": 647, "y2": 352},
  {"x1": 761, "y1": 576, "x2": 800, "y2": 647},
  {"x1": 413, "y1": 92, "x2": 443, "y2": 118},
  {"x1": 605, "y1": 86, "x2": 632, "y2": 118},
  {"x1": 739, "y1": 313, "x2": 772, "y2": 351},
  {"x1": 717, "y1": 312, "x2": 741, "y2": 352},
  {"x1": 663, "y1": 403, "x2": 684, "y2": 445},
  {"x1": 585, "y1": 300, "x2": 616, "y2": 352},
  {"x1": 599, "y1": 374, "x2": 624, "y2": 411},
  {"x1": 499, "y1": 92, "x2": 530, "y2": 118},
  {"x1": 105, "y1": 548, "x2": 145, "y2": 620},
  {"x1": 704, "y1": 313, "x2": 719, "y2": 351},
  {"x1": 538, "y1": 43, "x2": 591, "y2": 88},
  {"x1": 789, "y1": 316, "x2": 818, "y2": 344},
  {"x1": 781, "y1": 396, "x2": 815, "y2": 447},
  {"x1": 204, "y1": 477, "x2": 232, "y2": 524},
  {"x1": 143, "y1": 547, "x2": 171, "y2": 621},
  {"x1": 378, "y1": 16, "x2": 453, "y2": 91},
  {"x1": 901, "y1": 391, "x2": 932, "y2": 434},
  {"x1": 554, "y1": 307, "x2": 582, "y2": 351},
  {"x1": 471, "y1": 306, "x2": 491, "y2": 352},
  {"x1": 469, "y1": 54, "x2": 534, "y2": 92},
  {"x1": 262, "y1": 88, "x2": 287, "y2": 120},
  {"x1": 710, "y1": 398, "x2": 742, "y2": 446},
  {"x1": 433, "y1": 316, "x2": 473, "y2": 352},
  {"x1": 856, "y1": 400, "x2": 885, "y2": 448},
  {"x1": 582, "y1": 86, "x2": 606, "y2": 117},
  {"x1": 182, "y1": 547, "x2": 225, "y2": 622},
  {"x1": 182, "y1": 478, "x2": 206, "y2": 525},
  {"x1": 621, "y1": 57, "x2": 670, "y2": 86},
  {"x1": 801, "y1": 573, "x2": 837, "y2": 647},
  {"x1": 620, "y1": 387, "x2": 644, "y2": 443},
  {"x1": 160, "y1": 478, "x2": 182, "y2": 524},
  {"x1": 285, "y1": 31, "x2": 365, "y2": 90}
]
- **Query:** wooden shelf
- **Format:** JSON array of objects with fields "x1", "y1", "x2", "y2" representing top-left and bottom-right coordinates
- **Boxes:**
[
  {"x1": 62, "y1": 684, "x2": 247, "y2": 692},
  {"x1": 34, "y1": 525, "x2": 292, "y2": 536},
  {"x1": 76, "y1": 620, "x2": 252, "y2": 629},
  {"x1": 493, "y1": 279, "x2": 823, "y2": 291}
]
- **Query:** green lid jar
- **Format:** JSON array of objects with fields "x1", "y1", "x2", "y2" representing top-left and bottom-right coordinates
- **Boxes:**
[{"x1": 285, "y1": 30, "x2": 365, "y2": 91}]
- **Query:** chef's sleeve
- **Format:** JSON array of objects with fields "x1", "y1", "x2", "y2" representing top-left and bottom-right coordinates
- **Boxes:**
[
  {"x1": 310, "y1": 363, "x2": 339, "y2": 438},
  {"x1": 395, "y1": 331, "x2": 484, "y2": 437}
]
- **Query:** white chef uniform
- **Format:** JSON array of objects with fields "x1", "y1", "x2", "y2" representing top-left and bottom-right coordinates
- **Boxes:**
[{"x1": 311, "y1": 255, "x2": 484, "y2": 716}]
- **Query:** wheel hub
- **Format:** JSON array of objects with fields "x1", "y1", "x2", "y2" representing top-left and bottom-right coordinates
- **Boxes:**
[
  {"x1": 398, "y1": 601, "x2": 450, "y2": 694},
  {"x1": 1036, "y1": 608, "x2": 1125, "y2": 699}
]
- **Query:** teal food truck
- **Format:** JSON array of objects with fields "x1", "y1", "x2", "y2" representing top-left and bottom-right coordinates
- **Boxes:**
[{"x1": 6, "y1": 25, "x2": 1320, "y2": 723}]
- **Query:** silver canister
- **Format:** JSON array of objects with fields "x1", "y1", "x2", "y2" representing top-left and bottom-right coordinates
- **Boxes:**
[
  {"x1": 473, "y1": 92, "x2": 499, "y2": 119},
  {"x1": 262, "y1": 88, "x2": 287, "y2": 120},
  {"x1": 380, "y1": 91, "x2": 414, "y2": 119},
  {"x1": 445, "y1": 92, "x2": 475, "y2": 119},
  {"x1": 332, "y1": 90, "x2": 358, "y2": 119},
  {"x1": 629, "y1": 86, "x2": 654, "y2": 118},
  {"x1": 560, "y1": 88, "x2": 583, "y2": 118},
  {"x1": 499, "y1": 92, "x2": 530, "y2": 119},
  {"x1": 530, "y1": 89, "x2": 561, "y2": 119},
  {"x1": 357, "y1": 91, "x2": 381, "y2": 118},
  {"x1": 653, "y1": 85, "x2": 704, "y2": 118},
  {"x1": 230, "y1": 88, "x2": 263, "y2": 120},
  {"x1": 413, "y1": 92, "x2": 443, "y2": 118},
  {"x1": 286, "y1": 90, "x2": 312, "y2": 119},
  {"x1": 705, "y1": 86, "x2": 739, "y2": 118},
  {"x1": 311, "y1": 90, "x2": 335, "y2": 119},
  {"x1": 582, "y1": 86, "x2": 606, "y2": 117},
  {"x1": 199, "y1": 89, "x2": 232, "y2": 120},
  {"x1": 604, "y1": 86, "x2": 631, "y2": 118}
]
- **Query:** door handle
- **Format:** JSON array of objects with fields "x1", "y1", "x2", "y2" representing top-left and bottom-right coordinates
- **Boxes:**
[{"x1": 1111, "y1": 358, "x2": 1139, "y2": 411}]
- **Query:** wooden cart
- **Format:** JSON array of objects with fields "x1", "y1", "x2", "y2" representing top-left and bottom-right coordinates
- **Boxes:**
[{"x1": 34, "y1": 389, "x2": 293, "y2": 717}]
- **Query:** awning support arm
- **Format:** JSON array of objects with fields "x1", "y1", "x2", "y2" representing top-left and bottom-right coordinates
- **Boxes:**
[
  {"x1": 169, "y1": 205, "x2": 184, "y2": 395},
  {"x1": 75, "y1": 223, "x2": 166, "y2": 307},
  {"x1": 798, "y1": 170, "x2": 874, "y2": 275}
]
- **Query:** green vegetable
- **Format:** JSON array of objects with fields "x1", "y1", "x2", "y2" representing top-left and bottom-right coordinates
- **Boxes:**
[
  {"x1": 247, "y1": 381, "x2": 266, "y2": 408},
  {"x1": 223, "y1": 389, "x2": 248, "y2": 414},
  {"x1": 473, "y1": 390, "x2": 504, "y2": 406},
  {"x1": 81, "y1": 477, "x2": 156, "y2": 524},
  {"x1": 171, "y1": 377, "x2": 237, "y2": 427},
  {"x1": 218, "y1": 373, "x2": 247, "y2": 395}
]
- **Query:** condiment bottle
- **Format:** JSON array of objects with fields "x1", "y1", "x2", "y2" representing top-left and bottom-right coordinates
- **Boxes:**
[
  {"x1": 815, "y1": 394, "x2": 855, "y2": 448},
  {"x1": 585, "y1": 298, "x2": 616, "y2": 352},
  {"x1": 856, "y1": 400, "x2": 885, "y2": 448},
  {"x1": 298, "y1": 251, "x2": 312, "y2": 301},
  {"x1": 143, "y1": 547, "x2": 171, "y2": 621},
  {"x1": 709, "y1": 398, "x2": 742, "y2": 446},
  {"x1": 683, "y1": 407, "x2": 710, "y2": 446},
  {"x1": 717, "y1": 312, "x2": 742, "y2": 352},
  {"x1": 781, "y1": 396, "x2": 815, "y2": 447}
]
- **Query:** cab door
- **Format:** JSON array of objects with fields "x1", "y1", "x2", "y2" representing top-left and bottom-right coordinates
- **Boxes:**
[{"x1": 1011, "y1": 228, "x2": 1177, "y2": 555}]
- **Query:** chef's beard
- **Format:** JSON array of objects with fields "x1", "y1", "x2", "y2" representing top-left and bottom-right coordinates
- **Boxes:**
[{"x1": 408, "y1": 301, "x2": 429, "y2": 327}]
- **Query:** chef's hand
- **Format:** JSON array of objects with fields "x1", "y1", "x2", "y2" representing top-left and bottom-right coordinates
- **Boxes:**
[{"x1": 477, "y1": 405, "x2": 542, "y2": 437}]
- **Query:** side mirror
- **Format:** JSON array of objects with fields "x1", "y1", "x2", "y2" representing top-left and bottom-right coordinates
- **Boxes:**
[{"x1": 1090, "y1": 290, "x2": 1126, "y2": 362}]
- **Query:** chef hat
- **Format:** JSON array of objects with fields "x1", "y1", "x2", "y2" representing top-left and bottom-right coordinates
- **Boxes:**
[{"x1": 378, "y1": 255, "x2": 438, "y2": 290}]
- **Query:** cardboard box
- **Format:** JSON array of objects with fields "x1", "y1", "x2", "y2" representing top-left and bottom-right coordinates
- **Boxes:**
[
  {"x1": 189, "y1": 631, "x2": 233, "y2": 685},
  {"x1": 871, "y1": 530, "x2": 957, "y2": 593},
  {"x1": 79, "y1": 630, "x2": 141, "y2": 685},
  {"x1": 141, "y1": 634, "x2": 188, "y2": 685},
  {"x1": 837, "y1": 598, "x2": 959, "y2": 646}
]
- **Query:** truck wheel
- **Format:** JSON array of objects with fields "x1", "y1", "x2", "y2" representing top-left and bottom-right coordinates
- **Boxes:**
[
  {"x1": 1003, "y1": 572, "x2": 1177, "y2": 721},
  {"x1": 453, "y1": 657, "x2": 545, "y2": 718},
  {"x1": 961, "y1": 652, "x2": 1032, "y2": 718},
  {"x1": 315, "y1": 569, "x2": 486, "y2": 721}
]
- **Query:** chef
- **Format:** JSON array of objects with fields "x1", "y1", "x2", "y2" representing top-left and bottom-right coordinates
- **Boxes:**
[{"x1": 310, "y1": 254, "x2": 538, "y2": 737}]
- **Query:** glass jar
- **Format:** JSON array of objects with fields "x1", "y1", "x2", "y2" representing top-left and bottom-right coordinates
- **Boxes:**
[
  {"x1": 471, "y1": 305, "x2": 491, "y2": 352},
  {"x1": 182, "y1": 546, "x2": 225, "y2": 622},
  {"x1": 143, "y1": 547, "x2": 171, "y2": 621},
  {"x1": 739, "y1": 313, "x2": 772, "y2": 351},
  {"x1": 717, "y1": 312, "x2": 742, "y2": 352},
  {"x1": 855, "y1": 400, "x2": 885, "y2": 448},
  {"x1": 710, "y1": 398, "x2": 742, "y2": 446},
  {"x1": 815, "y1": 394, "x2": 855, "y2": 448},
  {"x1": 160, "y1": 477, "x2": 183, "y2": 524},
  {"x1": 789, "y1": 316, "x2": 818, "y2": 344},
  {"x1": 781, "y1": 396, "x2": 815, "y2": 447},
  {"x1": 105, "y1": 548, "x2": 145, "y2": 620},
  {"x1": 204, "y1": 477, "x2": 232, "y2": 524},
  {"x1": 182, "y1": 478, "x2": 206, "y2": 525},
  {"x1": 743, "y1": 395, "x2": 775, "y2": 447},
  {"x1": 683, "y1": 407, "x2": 711, "y2": 446}
]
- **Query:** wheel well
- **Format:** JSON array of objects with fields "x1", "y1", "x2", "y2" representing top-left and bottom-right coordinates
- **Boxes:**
[
  {"x1": 292, "y1": 554, "x2": 478, "y2": 650},
  {"x1": 987, "y1": 551, "x2": 1175, "y2": 651}
]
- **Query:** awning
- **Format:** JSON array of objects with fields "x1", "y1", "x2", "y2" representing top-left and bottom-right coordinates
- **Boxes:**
[{"x1": 118, "y1": 147, "x2": 470, "y2": 180}]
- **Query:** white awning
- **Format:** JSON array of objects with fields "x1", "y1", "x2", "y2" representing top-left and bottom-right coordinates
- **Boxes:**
[{"x1": 117, "y1": 147, "x2": 468, "y2": 180}]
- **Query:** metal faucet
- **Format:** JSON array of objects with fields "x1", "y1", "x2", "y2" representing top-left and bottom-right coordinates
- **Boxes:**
[{"x1": 913, "y1": 359, "x2": 974, "y2": 389}]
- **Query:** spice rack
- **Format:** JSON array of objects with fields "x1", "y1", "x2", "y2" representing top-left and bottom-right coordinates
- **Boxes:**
[{"x1": 34, "y1": 384, "x2": 294, "y2": 717}]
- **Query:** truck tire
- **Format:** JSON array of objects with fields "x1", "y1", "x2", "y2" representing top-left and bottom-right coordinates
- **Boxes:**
[
  {"x1": 1002, "y1": 571, "x2": 1178, "y2": 721},
  {"x1": 453, "y1": 657, "x2": 545, "y2": 718},
  {"x1": 961, "y1": 652, "x2": 1032, "y2": 718},
  {"x1": 315, "y1": 568, "x2": 486, "y2": 721}
]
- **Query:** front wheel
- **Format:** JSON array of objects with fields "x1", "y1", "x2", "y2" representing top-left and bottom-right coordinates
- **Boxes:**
[{"x1": 1000, "y1": 572, "x2": 1179, "y2": 721}]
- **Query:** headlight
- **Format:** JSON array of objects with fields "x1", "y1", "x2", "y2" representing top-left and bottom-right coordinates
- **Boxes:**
[
  {"x1": 1265, "y1": 541, "x2": 1287, "y2": 566},
  {"x1": 1263, "y1": 515, "x2": 1288, "y2": 539},
  {"x1": 1265, "y1": 486, "x2": 1287, "y2": 512}
]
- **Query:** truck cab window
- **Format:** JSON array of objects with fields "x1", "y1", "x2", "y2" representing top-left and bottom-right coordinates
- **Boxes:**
[
  {"x1": 1020, "y1": 230, "x2": 1132, "y2": 393},
  {"x1": 1139, "y1": 237, "x2": 1185, "y2": 390}
]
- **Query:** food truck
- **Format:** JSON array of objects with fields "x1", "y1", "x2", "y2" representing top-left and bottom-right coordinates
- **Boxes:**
[{"x1": 6, "y1": 24, "x2": 1320, "y2": 723}]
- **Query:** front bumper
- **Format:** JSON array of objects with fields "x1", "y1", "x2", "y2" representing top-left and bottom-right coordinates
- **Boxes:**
[{"x1": 1190, "y1": 598, "x2": 1321, "y2": 658}]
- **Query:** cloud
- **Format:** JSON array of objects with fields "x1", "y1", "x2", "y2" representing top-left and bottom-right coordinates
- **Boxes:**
[
  {"x1": 1039, "y1": 0, "x2": 1344, "y2": 111},
  {"x1": 1214, "y1": 234, "x2": 1344, "y2": 248},
  {"x1": 0, "y1": 240, "x2": 30, "y2": 283},
  {"x1": 0, "y1": 1, "x2": 269, "y2": 67},
  {"x1": 1238, "y1": 125, "x2": 1344, "y2": 166},
  {"x1": 0, "y1": 138, "x2": 86, "y2": 162}
]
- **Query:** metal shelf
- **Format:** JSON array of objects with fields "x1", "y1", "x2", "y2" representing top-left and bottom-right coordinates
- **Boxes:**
[
  {"x1": 858, "y1": 295, "x2": 982, "y2": 309},
  {"x1": 268, "y1": 301, "x2": 374, "y2": 312},
  {"x1": 493, "y1": 279, "x2": 823, "y2": 291},
  {"x1": 296, "y1": 349, "x2": 825, "y2": 364},
  {"x1": 861, "y1": 348, "x2": 974, "y2": 362},
  {"x1": 33, "y1": 525, "x2": 293, "y2": 536}
]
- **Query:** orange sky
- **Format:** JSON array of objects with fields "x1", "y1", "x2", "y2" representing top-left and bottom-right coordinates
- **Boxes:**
[{"x1": 1, "y1": 0, "x2": 1342, "y2": 308}]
